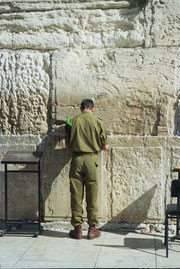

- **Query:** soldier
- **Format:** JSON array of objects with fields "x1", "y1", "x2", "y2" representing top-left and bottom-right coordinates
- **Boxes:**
[{"x1": 65, "y1": 99, "x2": 110, "y2": 240}]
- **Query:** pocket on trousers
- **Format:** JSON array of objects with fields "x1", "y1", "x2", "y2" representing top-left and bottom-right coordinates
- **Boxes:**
[{"x1": 69, "y1": 157, "x2": 82, "y2": 179}]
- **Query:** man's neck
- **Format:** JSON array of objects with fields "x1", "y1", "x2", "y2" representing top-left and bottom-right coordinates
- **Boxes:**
[{"x1": 82, "y1": 109, "x2": 93, "y2": 113}]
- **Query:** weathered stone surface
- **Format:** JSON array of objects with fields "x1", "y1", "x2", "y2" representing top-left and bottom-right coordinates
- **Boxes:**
[
  {"x1": 0, "y1": 0, "x2": 131, "y2": 12},
  {"x1": 151, "y1": 0, "x2": 180, "y2": 47},
  {"x1": 0, "y1": 1, "x2": 180, "y2": 50},
  {"x1": 53, "y1": 47, "x2": 178, "y2": 136},
  {"x1": 0, "y1": 1, "x2": 143, "y2": 50},
  {"x1": 110, "y1": 147, "x2": 163, "y2": 222},
  {"x1": 0, "y1": 52, "x2": 50, "y2": 135}
]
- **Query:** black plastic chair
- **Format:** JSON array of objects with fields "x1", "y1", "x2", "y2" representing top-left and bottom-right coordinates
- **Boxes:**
[{"x1": 164, "y1": 180, "x2": 180, "y2": 257}]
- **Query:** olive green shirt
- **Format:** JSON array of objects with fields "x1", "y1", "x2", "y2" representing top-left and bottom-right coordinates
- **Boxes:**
[{"x1": 67, "y1": 111, "x2": 108, "y2": 153}]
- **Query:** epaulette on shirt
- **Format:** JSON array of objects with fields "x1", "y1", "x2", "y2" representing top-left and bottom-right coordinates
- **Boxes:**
[{"x1": 97, "y1": 116, "x2": 103, "y2": 121}]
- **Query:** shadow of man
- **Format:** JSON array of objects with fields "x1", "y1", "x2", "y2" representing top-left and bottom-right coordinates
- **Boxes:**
[{"x1": 36, "y1": 125, "x2": 72, "y2": 223}]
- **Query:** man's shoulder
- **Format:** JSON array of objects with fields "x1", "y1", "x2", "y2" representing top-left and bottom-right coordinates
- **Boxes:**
[
  {"x1": 74, "y1": 112, "x2": 103, "y2": 123},
  {"x1": 87, "y1": 113, "x2": 101, "y2": 121},
  {"x1": 73, "y1": 113, "x2": 82, "y2": 120}
]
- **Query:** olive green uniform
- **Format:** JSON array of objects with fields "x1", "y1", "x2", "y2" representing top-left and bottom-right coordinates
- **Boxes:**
[{"x1": 66, "y1": 111, "x2": 108, "y2": 228}]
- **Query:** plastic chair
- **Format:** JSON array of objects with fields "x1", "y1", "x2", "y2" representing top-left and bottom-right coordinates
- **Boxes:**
[{"x1": 164, "y1": 180, "x2": 180, "y2": 257}]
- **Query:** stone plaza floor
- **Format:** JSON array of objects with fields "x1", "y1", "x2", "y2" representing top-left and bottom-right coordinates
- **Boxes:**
[{"x1": 0, "y1": 229, "x2": 180, "y2": 268}]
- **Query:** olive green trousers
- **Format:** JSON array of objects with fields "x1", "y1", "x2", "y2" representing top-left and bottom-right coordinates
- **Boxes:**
[{"x1": 69, "y1": 153, "x2": 99, "y2": 228}]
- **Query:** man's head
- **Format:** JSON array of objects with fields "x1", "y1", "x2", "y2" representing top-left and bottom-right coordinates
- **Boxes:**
[{"x1": 80, "y1": 99, "x2": 94, "y2": 112}]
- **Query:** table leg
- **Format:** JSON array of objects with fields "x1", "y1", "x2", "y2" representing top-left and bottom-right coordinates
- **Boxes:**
[
  {"x1": 177, "y1": 172, "x2": 180, "y2": 236},
  {"x1": 38, "y1": 161, "x2": 41, "y2": 232},
  {"x1": 5, "y1": 163, "x2": 8, "y2": 229}
]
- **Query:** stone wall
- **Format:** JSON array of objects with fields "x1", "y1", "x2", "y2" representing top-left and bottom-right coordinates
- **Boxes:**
[{"x1": 0, "y1": 0, "x2": 180, "y2": 225}]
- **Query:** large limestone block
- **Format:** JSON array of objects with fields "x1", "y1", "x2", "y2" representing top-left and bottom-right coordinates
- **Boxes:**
[
  {"x1": 0, "y1": 52, "x2": 50, "y2": 135},
  {"x1": 111, "y1": 147, "x2": 164, "y2": 222},
  {"x1": 53, "y1": 47, "x2": 178, "y2": 136},
  {"x1": 170, "y1": 147, "x2": 180, "y2": 181},
  {"x1": 163, "y1": 137, "x2": 180, "y2": 188},
  {"x1": 0, "y1": 0, "x2": 131, "y2": 11},
  {"x1": 1, "y1": 1, "x2": 180, "y2": 50},
  {"x1": 150, "y1": 0, "x2": 180, "y2": 47},
  {"x1": 0, "y1": 1, "x2": 143, "y2": 49}
]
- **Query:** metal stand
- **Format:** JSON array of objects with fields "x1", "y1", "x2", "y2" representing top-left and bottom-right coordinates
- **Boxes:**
[{"x1": 0, "y1": 151, "x2": 43, "y2": 237}]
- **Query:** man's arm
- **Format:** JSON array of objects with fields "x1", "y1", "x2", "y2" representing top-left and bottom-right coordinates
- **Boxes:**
[
  {"x1": 54, "y1": 120, "x2": 66, "y2": 125},
  {"x1": 65, "y1": 143, "x2": 70, "y2": 149},
  {"x1": 65, "y1": 127, "x2": 70, "y2": 149},
  {"x1": 65, "y1": 117, "x2": 74, "y2": 149},
  {"x1": 53, "y1": 120, "x2": 70, "y2": 148},
  {"x1": 99, "y1": 121, "x2": 110, "y2": 151}
]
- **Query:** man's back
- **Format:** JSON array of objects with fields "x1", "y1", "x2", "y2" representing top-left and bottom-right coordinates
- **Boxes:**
[{"x1": 69, "y1": 111, "x2": 107, "y2": 153}]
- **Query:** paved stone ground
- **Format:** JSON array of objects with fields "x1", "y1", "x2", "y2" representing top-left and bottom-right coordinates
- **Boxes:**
[{"x1": 0, "y1": 229, "x2": 180, "y2": 268}]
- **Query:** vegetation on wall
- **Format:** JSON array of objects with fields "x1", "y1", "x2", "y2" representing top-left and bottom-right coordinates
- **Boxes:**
[
  {"x1": 129, "y1": 0, "x2": 149, "y2": 8},
  {"x1": 139, "y1": 0, "x2": 149, "y2": 7}
]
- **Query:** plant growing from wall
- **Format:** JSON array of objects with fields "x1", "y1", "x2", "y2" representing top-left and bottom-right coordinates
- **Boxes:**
[
  {"x1": 129, "y1": 0, "x2": 149, "y2": 8},
  {"x1": 139, "y1": 0, "x2": 149, "y2": 7}
]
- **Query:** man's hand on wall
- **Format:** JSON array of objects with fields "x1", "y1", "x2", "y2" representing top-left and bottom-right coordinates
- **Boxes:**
[
  {"x1": 55, "y1": 120, "x2": 66, "y2": 125},
  {"x1": 66, "y1": 144, "x2": 70, "y2": 149},
  {"x1": 102, "y1": 144, "x2": 110, "y2": 151}
]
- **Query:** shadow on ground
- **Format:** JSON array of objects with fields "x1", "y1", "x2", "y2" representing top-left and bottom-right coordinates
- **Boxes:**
[
  {"x1": 41, "y1": 229, "x2": 89, "y2": 240},
  {"x1": 41, "y1": 230, "x2": 69, "y2": 238},
  {"x1": 95, "y1": 236, "x2": 165, "y2": 257}
]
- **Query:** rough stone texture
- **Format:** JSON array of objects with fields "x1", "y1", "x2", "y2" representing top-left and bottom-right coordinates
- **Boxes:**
[
  {"x1": 0, "y1": 1, "x2": 143, "y2": 50},
  {"x1": 0, "y1": 52, "x2": 50, "y2": 135},
  {"x1": 53, "y1": 47, "x2": 178, "y2": 136},
  {"x1": 0, "y1": 0, "x2": 180, "y2": 224},
  {"x1": 150, "y1": 0, "x2": 180, "y2": 47},
  {"x1": 111, "y1": 147, "x2": 163, "y2": 222},
  {"x1": 1, "y1": 0, "x2": 180, "y2": 50}
]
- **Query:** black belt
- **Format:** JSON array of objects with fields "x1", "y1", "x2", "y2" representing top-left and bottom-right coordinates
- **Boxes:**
[{"x1": 73, "y1": 152, "x2": 98, "y2": 155}]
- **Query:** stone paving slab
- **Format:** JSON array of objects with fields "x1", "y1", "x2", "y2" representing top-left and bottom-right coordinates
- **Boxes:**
[
  {"x1": 0, "y1": 230, "x2": 180, "y2": 268},
  {"x1": 156, "y1": 240, "x2": 180, "y2": 268},
  {"x1": 14, "y1": 261, "x2": 96, "y2": 268}
]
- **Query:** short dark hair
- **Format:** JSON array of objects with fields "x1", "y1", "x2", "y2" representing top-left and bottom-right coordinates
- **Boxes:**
[{"x1": 80, "y1": 99, "x2": 94, "y2": 110}]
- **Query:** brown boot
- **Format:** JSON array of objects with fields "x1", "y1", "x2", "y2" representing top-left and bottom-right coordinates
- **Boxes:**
[
  {"x1": 69, "y1": 225, "x2": 82, "y2": 239},
  {"x1": 87, "y1": 226, "x2": 101, "y2": 240}
]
